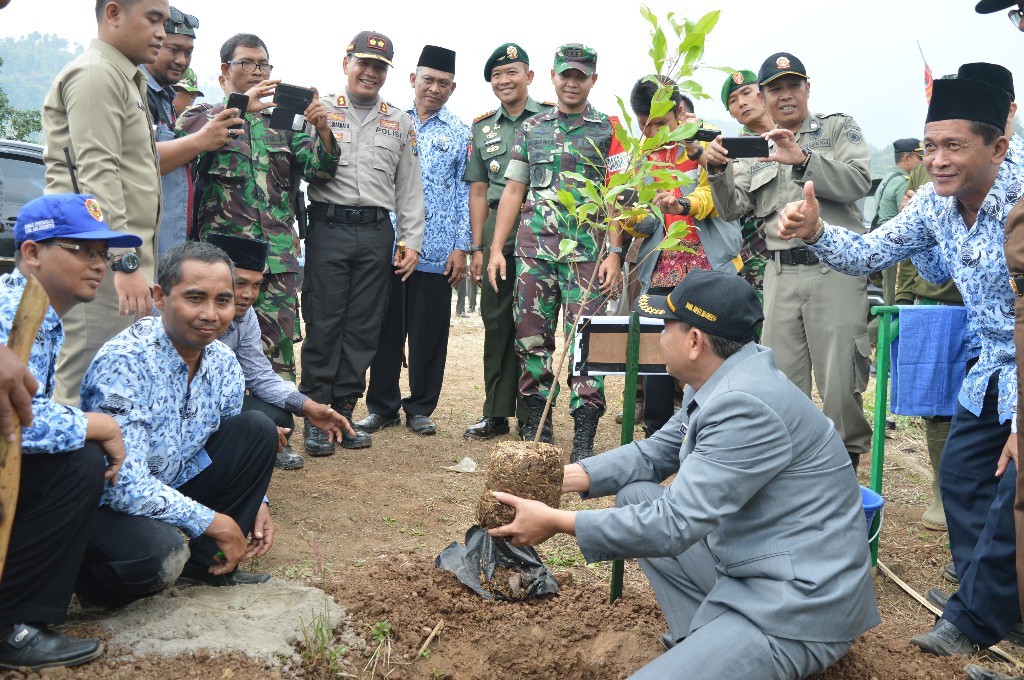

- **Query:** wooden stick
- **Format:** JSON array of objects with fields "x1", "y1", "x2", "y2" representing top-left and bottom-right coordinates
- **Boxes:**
[
  {"x1": 415, "y1": 619, "x2": 444, "y2": 660},
  {"x1": 877, "y1": 561, "x2": 1024, "y2": 671},
  {"x1": 0, "y1": 276, "x2": 51, "y2": 583}
]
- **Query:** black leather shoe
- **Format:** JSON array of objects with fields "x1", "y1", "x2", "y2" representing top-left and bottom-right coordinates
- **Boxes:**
[
  {"x1": 407, "y1": 414, "x2": 437, "y2": 435},
  {"x1": 353, "y1": 412, "x2": 401, "y2": 433},
  {"x1": 0, "y1": 624, "x2": 103, "y2": 670},
  {"x1": 304, "y1": 419, "x2": 335, "y2": 457},
  {"x1": 943, "y1": 561, "x2": 959, "y2": 585},
  {"x1": 910, "y1": 619, "x2": 979, "y2": 656},
  {"x1": 275, "y1": 445, "x2": 304, "y2": 470},
  {"x1": 927, "y1": 587, "x2": 951, "y2": 611},
  {"x1": 965, "y1": 663, "x2": 1024, "y2": 680},
  {"x1": 176, "y1": 561, "x2": 271, "y2": 587},
  {"x1": 464, "y1": 416, "x2": 510, "y2": 440}
]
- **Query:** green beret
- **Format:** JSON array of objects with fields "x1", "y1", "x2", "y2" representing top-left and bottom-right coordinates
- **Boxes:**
[
  {"x1": 721, "y1": 70, "x2": 758, "y2": 108},
  {"x1": 484, "y1": 43, "x2": 529, "y2": 82}
]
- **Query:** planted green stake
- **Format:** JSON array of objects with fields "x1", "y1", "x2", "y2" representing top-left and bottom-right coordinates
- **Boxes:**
[
  {"x1": 869, "y1": 306, "x2": 899, "y2": 567},
  {"x1": 610, "y1": 311, "x2": 642, "y2": 603}
]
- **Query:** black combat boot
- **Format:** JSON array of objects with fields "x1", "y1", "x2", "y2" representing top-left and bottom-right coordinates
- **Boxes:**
[
  {"x1": 304, "y1": 418, "x2": 335, "y2": 457},
  {"x1": 521, "y1": 395, "x2": 553, "y2": 443},
  {"x1": 570, "y1": 405, "x2": 602, "y2": 463},
  {"x1": 338, "y1": 400, "x2": 372, "y2": 449}
]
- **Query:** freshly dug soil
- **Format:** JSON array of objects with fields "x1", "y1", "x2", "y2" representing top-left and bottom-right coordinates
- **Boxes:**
[{"x1": 477, "y1": 441, "x2": 563, "y2": 528}]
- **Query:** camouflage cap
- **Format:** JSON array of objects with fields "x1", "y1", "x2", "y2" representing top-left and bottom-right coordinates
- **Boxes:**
[
  {"x1": 347, "y1": 30, "x2": 394, "y2": 67},
  {"x1": 721, "y1": 70, "x2": 758, "y2": 108},
  {"x1": 553, "y1": 43, "x2": 597, "y2": 76},
  {"x1": 484, "y1": 42, "x2": 529, "y2": 82},
  {"x1": 174, "y1": 68, "x2": 204, "y2": 96}
]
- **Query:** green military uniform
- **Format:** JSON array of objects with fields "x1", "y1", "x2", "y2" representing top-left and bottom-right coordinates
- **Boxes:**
[
  {"x1": 708, "y1": 53, "x2": 873, "y2": 464},
  {"x1": 178, "y1": 104, "x2": 339, "y2": 382},
  {"x1": 464, "y1": 93, "x2": 549, "y2": 421}
]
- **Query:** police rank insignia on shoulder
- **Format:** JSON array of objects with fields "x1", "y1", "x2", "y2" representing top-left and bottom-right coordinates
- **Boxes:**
[
  {"x1": 409, "y1": 128, "x2": 418, "y2": 156},
  {"x1": 336, "y1": 95, "x2": 347, "y2": 107},
  {"x1": 474, "y1": 110, "x2": 495, "y2": 124},
  {"x1": 380, "y1": 101, "x2": 389, "y2": 114}
]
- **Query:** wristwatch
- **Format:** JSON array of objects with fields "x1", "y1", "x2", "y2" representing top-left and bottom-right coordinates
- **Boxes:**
[
  {"x1": 469, "y1": 244, "x2": 484, "y2": 253},
  {"x1": 606, "y1": 246, "x2": 624, "y2": 256},
  {"x1": 111, "y1": 252, "x2": 141, "y2": 274},
  {"x1": 676, "y1": 197, "x2": 692, "y2": 216}
]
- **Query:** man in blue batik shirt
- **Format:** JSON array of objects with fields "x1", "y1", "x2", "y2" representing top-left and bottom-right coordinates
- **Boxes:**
[
  {"x1": 0, "y1": 194, "x2": 131, "y2": 671},
  {"x1": 78, "y1": 241, "x2": 278, "y2": 606},
  {"x1": 778, "y1": 76, "x2": 1021, "y2": 657},
  {"x1": 357, "y1": 44, "x2": 471, "y2": 436}
]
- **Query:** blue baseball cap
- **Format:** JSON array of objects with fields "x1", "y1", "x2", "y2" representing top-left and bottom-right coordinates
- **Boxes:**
[{"x1": 15, "y1": 194, "x2": 143, "y2": 248}]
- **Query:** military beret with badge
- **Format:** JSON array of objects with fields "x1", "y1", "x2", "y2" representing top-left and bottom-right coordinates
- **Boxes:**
[{"x1": 483, "y1": 42, "x2": 529, "y2": 82}]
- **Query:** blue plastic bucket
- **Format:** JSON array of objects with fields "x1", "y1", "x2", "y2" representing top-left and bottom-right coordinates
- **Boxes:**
[{"x1": 860, "y1": 485, "x2": 885, "y2": 541}]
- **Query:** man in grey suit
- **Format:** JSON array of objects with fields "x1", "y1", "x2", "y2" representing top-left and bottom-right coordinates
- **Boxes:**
[{"x1": 490, "y1": 269, "x2": 879, "y2": 679}]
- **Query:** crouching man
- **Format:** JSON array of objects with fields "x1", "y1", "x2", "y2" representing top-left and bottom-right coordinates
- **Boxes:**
[
  {"x1": 207, "y1": 234, "x2": 355, "y2": 470},
  {"x1": 490, "y1": 270, "x2": 879, "y2": 679},
  {"x1": 77, "y1": 241, "x2": 278, "y2": 605},
  {"x1": 0, "y1": 194, "x2": 131, "y2": 670}
]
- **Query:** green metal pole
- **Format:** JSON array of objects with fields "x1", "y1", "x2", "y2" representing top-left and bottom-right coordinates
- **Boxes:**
[
  {"x1": 869, "y1": 305, "x2": 900, "y2": 567},
  {"x1": 610, "y1": 311, "x2": 642, "y2": 603}
]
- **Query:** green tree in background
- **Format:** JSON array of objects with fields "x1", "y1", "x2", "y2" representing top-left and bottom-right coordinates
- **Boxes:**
[
  {"x1": 0, "y1": 56, "x2": 42, "y2": 142},
  {"x1": 0, "y1": 33, "x2": 81, "y2": 110}
]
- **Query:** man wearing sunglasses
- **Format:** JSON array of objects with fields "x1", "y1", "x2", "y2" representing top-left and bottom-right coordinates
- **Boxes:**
[
  {"x1": 142, "y1": 8, "x2": 237, "y2": 261},
  {"x1": 42, "y1": 0, "x2": 169, "y2": 407},
  {"x1": 178, "y1": 33, "x2": 340, "y2": 392}
]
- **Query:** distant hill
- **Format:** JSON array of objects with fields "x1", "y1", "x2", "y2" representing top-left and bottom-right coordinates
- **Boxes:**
[{"x1": 0, "y1": 33, "x2": 82, "y2": 110}]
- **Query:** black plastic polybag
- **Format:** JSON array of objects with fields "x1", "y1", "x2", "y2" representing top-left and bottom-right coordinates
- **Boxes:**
[{"x1": 435, "y1": 525, "x2": 560, "y2": 600}]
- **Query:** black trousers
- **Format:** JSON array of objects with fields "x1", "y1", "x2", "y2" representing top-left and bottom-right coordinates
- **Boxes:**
[
  {"x1": 0, "y1": 444, "x2": 105, "y2": 626},
  {"x1": 299, "y1": 213, "x2": 394, "y2": 407},
  {"x1": 366, "y1": 270, "x2": 452, "y2": 417},
  {"x1": 75, "y1": 412, "x2": 277, "y2": 608},
  {"x1": 243, "y1": 393, "x2": 294, "y2": 440}
]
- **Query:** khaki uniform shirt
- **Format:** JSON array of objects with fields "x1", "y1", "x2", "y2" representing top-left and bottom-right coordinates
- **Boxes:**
[
  {"x1": 42, "y1": 39, "x2": 161, "y2": 282},
  {"x1": 307, "y1": 93, "x2": 425, "y2": 253},
  {"x1": 708, "y1": 112, "x2": 871, "y2": 251},
  {"x1": 463, "y1": 97, "x2": 549, "y2": 204}
]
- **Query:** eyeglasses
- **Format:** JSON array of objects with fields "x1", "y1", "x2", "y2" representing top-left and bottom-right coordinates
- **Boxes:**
[
  {"x1": 226, "y1": 60, "x2": 274, "y2": 75},
  {"x1": 1009, "y1": 7, "x2": 1024, "y2": 29},
  {"x1": 47, "y1": 242, "x2": 113, "y2": 264},
  {"x1": 168, "y1": 7, "x2": 199, "y2": 29}
]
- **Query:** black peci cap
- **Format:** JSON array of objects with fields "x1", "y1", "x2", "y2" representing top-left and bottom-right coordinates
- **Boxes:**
[
  {"x1": 958, "y1": 62, "x2": 1015, "y2": 100},
  {"x1": 926, "y1": 78, "x2": 1011, "y2": 131},
  {"x1": 418, "y1": 45, "x2": 456, "y2": 74}
]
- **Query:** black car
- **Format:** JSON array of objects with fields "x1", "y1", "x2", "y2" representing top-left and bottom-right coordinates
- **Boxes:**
[{"x1": 0, "y1": 139, "x2": 45, "y2": 275}]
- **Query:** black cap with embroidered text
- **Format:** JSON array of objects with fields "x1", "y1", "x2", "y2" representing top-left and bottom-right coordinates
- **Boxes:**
[
  {"x1": 758, "y1": 52, "x2": 807, "y2": 86},
  {"x1": 634, "y1": 270, "x2": 763, "y2": 341}
]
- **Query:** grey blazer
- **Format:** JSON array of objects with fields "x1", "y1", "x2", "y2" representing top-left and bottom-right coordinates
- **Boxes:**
[{"x1": 575, "y1": 344, "x2": 880, "y2": 643}]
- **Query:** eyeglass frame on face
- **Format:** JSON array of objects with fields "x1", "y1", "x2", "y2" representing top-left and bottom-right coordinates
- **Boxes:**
[
  {"x1": 45, "y1": 241, "x2": 114, "y2": 265},
  {"x1": 226, "y1": 59, "x2": 274, "y2": 75},
  {"x1": 168, "y1": 7, "x2": 199, "y2": 29}
]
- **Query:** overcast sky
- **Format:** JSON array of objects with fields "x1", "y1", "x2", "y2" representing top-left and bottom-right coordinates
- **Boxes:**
[{"x1": 2, "y1": 0, "x2": 1021, "y2": 146}]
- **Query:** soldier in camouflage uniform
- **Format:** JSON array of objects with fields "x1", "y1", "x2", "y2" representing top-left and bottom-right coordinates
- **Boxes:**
[
  {"x1": 178, "y1": 33, "x2": 339, "y2": 382},
  {"x1": 487, "y1": 43, "x2": 626, "y2": 463}
]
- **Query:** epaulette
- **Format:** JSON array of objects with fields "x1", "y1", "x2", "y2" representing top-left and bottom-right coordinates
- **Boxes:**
[
  {"x1": 818, "y1": 112, "x2": 851, "y2": 119},
  {"x1": 474, "y1": 109, "x2": 496, "y2": 124},
  {"x1": 541, "y1": 101, "x2": 556, "y2": 107}
]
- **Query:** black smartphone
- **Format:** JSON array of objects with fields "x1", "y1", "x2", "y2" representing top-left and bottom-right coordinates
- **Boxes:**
[
  {"x1": 687, "y1": 127, "x2": 719, "y2": 143},
  {"x1": 273, "y1": 83, "x2": 315, "y2": 112},
  {"x1": 225, "y1": 92, "x2": 249, "y2": 129},
  {"x1": 722, "y1": 136, "x2": 769, "y2": 158}
]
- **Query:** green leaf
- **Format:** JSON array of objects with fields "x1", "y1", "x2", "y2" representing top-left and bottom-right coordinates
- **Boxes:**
[
  {"x1": 693, "y1": 10, "x2": 721, "y2": 36},
  {"x1": 565, "y1": 238, "x2": 581, "y2": 260},
  {"x1": 639, "y1": 5, "x2": 658, "y2": 28},
  {"x1": 657, "y1": 238, "x2": 682, "y2": 250},
  {"x1": 557, "y1": 189, "x2": 577, "y2": 214},
  {"x1": 649, "y1": 27, "x2": 667, "y2": 74},
  {"x1": 666, "y1": 222, "x2": 692, "y2": 240}
]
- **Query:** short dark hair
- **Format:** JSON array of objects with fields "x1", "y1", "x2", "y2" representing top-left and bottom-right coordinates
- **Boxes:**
[
  {"x1": 970, "y1": 121, "x2": 1004, "y2": 146},
  {"x1": 220, "y1": 33, "x2": 270, "y2": 65},
  {"x1": 680, "y1": 320, "x2": 751, "y2": 359},
  {"x1": 157, "y1": 242, "x2": 235, "y2": 293},
  {"x1": 95, "y1": 0, "x2": 142, "y2": 22},
  {"x1": 629, "y1": 75, "x2": 683, "y2": 117},
  {"x1": 894, "y1": 151, "x2": 914, "y2": 164}
]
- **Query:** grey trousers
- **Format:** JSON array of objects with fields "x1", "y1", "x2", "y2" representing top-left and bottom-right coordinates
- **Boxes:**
[
  {"x1": 617, "y1": 482, "x2": 854, "y2": 680},
  {"x1": 761, "y1": 260, "x2": 872, "y2": 457}
]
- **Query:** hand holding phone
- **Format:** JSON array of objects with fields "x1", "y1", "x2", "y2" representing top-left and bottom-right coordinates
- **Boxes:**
[
  {"x1": 225, "y1": 92, "x2": 249, "y2": 135},
  {"x1": 721, "y1": 136, "x2": 769, "y2": 159}
]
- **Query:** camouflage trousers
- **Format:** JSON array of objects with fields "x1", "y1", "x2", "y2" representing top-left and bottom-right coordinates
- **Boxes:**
[
  {"x1": 514, "y1": 256, "x2": 605, "y2": 414},
  {"x1": 255, "y1": 271, "x2": 299, "y2": 382}
]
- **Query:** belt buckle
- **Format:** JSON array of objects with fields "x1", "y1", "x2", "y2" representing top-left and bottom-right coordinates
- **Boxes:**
[{"x1": 1011, "y1": 275, "x2": 1024, "y2": 297}]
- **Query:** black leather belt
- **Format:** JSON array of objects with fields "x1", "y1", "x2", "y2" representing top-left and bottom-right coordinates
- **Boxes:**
[
  {"x1": 308, "y1": 202, "x2": 382, "y2": 225},
  {"x1": 1010, "y1": 274, "x2": 1024, "y2": 297},
  {"x1": 775, "y1": 247, "x2": 820, "y2": 266}
]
